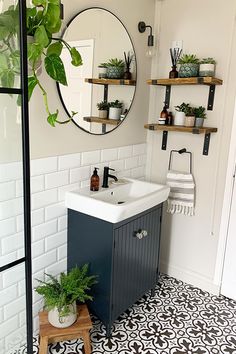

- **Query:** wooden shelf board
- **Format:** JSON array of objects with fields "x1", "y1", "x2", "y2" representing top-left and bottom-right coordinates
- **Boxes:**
[
  {"x1": 144, "y1": 123, "x2": 217, "y2": 134},
  {"x1": 84, "y1": 116, "x2": 121, "y2": 126},
  {"x1": 85, "y1": 78, "x2": 136, "y2": 86},
  {"x1": 147, "y1": 77, "x2": 223, "y2": 86}
]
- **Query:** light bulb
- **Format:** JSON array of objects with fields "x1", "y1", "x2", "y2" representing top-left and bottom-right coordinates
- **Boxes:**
[{"x1": 146, "y1": 46, "x2": 156, "y2": 58}]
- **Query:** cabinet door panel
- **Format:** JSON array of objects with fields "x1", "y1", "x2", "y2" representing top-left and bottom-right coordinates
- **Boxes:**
[{"x1": 112, "y1": 207, "x2": 161, "y2": 320}]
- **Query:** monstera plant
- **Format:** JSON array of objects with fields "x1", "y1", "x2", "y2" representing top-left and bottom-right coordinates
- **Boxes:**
[{"x1": 0, "y1": 0, "x2": 82, "y2": 126}]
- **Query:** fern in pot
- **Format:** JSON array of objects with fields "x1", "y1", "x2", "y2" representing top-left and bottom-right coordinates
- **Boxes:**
[
  {"x1": 35, "y1": 264, "x2": 97, "y2": 328},
  {"x1": 199, "y1": 58, "x2": 216, "y2": 77},
  {"x1": 178, "y1": 54, "x2": 200, "y2": 78}
]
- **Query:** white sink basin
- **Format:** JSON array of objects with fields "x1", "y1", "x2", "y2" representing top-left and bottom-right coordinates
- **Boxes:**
[{"x1": 65, "y1": 178, "x2": 170, "y2": 223}]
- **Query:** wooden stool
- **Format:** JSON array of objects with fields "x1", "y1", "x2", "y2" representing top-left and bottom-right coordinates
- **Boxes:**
[{"x1": 39, "y1": 304, "x2": 92, "y2": 354}]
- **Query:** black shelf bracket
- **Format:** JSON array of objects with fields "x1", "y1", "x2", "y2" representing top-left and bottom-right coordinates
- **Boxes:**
[
  {"x1": 161, "y1": 130, "x2": 168, "y2": 150},
  {"x1": 102, "y1": 123, "x2": 106, "y2": 134},
  {"x1": 207, "y1": 85, "x2": 215, "y2": 111},
  {"x1": 164, "y1": 85, "x2": 171, "y2": 108},
  {"x1": 104, "y1": 84, "x2": 108, "y2": 102},
  {"x1": 203, "y1": 133, "x2": 211, "y2": 155}
]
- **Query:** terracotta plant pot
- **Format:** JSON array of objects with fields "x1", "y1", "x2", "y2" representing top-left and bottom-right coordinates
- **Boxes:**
[
  {"x1": 48, "y1": 302, "x2": 77, "y2": 328},
  {"x1": 98, "y1": 110, "x2": 108, "y2": 119},
  {"x1": 184, "y1": 115, "x2": 195, "y2": 127}
]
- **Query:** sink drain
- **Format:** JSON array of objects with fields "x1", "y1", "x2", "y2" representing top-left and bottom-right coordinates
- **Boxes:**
[{"x1": 117, "y1": 201, "x2": 125, "y2": 204}]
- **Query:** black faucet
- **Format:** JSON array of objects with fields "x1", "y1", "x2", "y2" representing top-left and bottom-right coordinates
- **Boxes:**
[{"x1": 102, "y1": 167, "x2": 118, "y2": 188}]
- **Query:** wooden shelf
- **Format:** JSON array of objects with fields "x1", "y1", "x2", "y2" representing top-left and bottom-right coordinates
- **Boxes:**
[
  {"x1": 147, "y1": 77, "x2": 223, "y2": 111},
  {"x1": 147, "y1": 77, "x2": 223, "y2": 86},
  {"x1": 144, "y1": 124, "x2": 217, "y2": 156},
  {"x1": 85, "y1": 78, "x2": 136, "y2": 86},
  {"x1": 83, "y1": 116, "x2": 121, "y2": 126},
  {"x1": 144, "y1": 124, "x2": 217, "y2": 134}
]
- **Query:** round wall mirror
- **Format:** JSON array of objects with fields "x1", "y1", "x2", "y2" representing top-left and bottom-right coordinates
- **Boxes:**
[{"x1": 58, "y1": 8, "x2": 137, "y2": 135}]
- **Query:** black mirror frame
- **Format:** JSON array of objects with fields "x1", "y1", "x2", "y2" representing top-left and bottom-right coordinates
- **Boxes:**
[{"x1": 57, "y1": 7, "x2": 137, "y2": 135}]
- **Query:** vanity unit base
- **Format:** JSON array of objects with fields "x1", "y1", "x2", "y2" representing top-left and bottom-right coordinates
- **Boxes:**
[{"x1": 67, "y1": 204, "x2": 163, "y2": 336}]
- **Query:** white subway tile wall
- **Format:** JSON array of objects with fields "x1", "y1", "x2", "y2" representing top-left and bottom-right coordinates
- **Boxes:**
[{"x1": 0, "y1": 144, "x2": 147, "y2": 344}]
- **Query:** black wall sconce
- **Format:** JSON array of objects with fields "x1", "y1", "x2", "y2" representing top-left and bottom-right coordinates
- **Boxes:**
[{"x1": 138, "y1": 21, "x2": 154, "y2": 47}]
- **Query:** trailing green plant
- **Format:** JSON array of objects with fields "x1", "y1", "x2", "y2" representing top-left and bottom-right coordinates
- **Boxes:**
[
  {"x1": 109, "y1": 99, "x2": 123, "y2": 109},
  {"x1": 97, "y1": 101, "x2": 109, "y2": 110},
  {"x1": 175, "y1": 102, "x2": 194, "y2": 116},
  {"x1": 178, "y1": 54, "x2": 200, "y2": 64},
  {"x1": 194, "y1": 105, "x2": 206, "y2": 118},
  {"x1": 200, "y1": 57, "x2": 216, "y2": 65},
  {"x1": 35, "y1": 264, "x2": 97, "y2": 318},
  {"x1": 106, "y1": 58, "x2": 125, "y2": 68},
  {"x1": 0, "y1": 1, "x2": 83, "y2": 127}
]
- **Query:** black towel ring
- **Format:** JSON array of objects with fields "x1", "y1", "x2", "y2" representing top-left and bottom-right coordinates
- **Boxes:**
[{"x1": 168, "y1": 148, "x2": 192, "y2": 174}]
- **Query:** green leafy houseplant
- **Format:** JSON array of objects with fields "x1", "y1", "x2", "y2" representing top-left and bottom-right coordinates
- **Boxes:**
[
  {"x1": 35, "y1": 264, "x2": 97, "y2": 318},
  {"x1": 200, "y1": 57, "x2": 216, "y2": 65},
  {"x1": 178, "y1": 54, "x2": 200, "y2": 78},
  {"x1": 175, "y1": 102, "x2": 193, "y2": 115},
  {"x1": 0, "y1": 1, "x2": 83, "y2": 126},
  {"x1": 97, "y1": 101, "x2": 109, "y2": 110},
  {"x1": 106, "y1": 58, "x2": 125, "y2": 79},
  {"x1": 109, "y1": 100, "x2": 123, "y2": 109},
  {"x1": 194, "y1": 105, "x2": 206, "y2": 118}
]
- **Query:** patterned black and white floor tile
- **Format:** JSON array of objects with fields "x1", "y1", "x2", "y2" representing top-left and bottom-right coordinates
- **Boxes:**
[{"x1": 32, "y1": 274, "x2": 236, "y2": 354}]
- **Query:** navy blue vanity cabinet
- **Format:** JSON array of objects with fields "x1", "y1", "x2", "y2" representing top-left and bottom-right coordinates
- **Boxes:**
[{"x1": 67, "y1": 204, "x2": 162, "y2": 336}]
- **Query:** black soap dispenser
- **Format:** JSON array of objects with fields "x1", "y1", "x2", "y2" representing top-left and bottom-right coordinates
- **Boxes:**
[{"x1": 90, "y1": 167, "x2": 100, "y2": 191}]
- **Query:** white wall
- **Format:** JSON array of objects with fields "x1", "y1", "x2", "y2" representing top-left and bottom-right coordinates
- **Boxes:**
[
  {"x1": 146, "y1": 0, "x2": 236, "y2": 293},
  {"x1": 29, "y1": 0, "x2": 155, "y2": 159}
]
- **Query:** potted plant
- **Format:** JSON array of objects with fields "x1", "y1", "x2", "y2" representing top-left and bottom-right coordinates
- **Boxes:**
[
  {"x1": 0, "y1": 1, "x2": 82, "y2": 127},
  {"x1": 174, "y1": 102, "x2": 189, "y2": 126},
  {"x1": 109, "y1": 100, "x2": 123, "y2": 120},
  {"x1": 98, "y1": 62, "x2": 108, "y2": 79},
  {"x1": 106, "y1": 58, "x2": 125, "y2": 79},
  {"x1": 184, "y1": 104, "x2": 195, "y2": 127},
  {"x1": 194, "y1": 106, "x2": 206, "y2": 127},
  {"x1": 199, "y1": 58, "x2": 216, "y2": 77},
  {"x1": 97, "y1": 101, "x2": 109, "y2": 118},
  {"x1": 178, "y1": 54, "x2": 200, "y2": 78},
  {"x1": 35, "y1": 264, "x2": 97, "y2": 328},
  {"x1": 123, "y1": 51, "x2": 134, "y2": 80}
]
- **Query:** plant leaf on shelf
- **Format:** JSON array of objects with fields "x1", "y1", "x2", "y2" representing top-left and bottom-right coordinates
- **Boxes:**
[
  {"x1": 44, "y1": 4, "x2": 61, "y2": 33},
  {"x1": 0, "y1": 69, "x2": 15, "y2": 88},
  {"x1": 32, "y1": 0, "x2": 47, "y2": 6},
  {"x1": 34, "y1": 25, "x2": 49, "y2": 48},
  {"x1": 45, "y1": 53, "x2": 67, "y2": 85},
  {"x1": 28, "y1": 42, "x2": 43, "y2": 65},
  {"x1": 28, "y1": 76, "x2": 38, "y2": 101}
]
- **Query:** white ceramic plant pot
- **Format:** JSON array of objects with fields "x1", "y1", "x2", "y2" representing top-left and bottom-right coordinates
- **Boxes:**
[
  {"x1": 48, "y1": 302, "x2": 77, "y2": 328},
  {"x1": 184, "y1": 115, "x2": 195, "y2": 127},
  {"x1": 174, "y1": 111, "x2": 185, "y2": 126},
  {"x1": 98, "y1": 110, "x2": 108, "y2": 119},
  {"x1": 199, "y1": 63, "x2": 215, "y2": 77},
  {"x1": 98, "y1": 67, "x2": 107, "y2": 79},
  {"x1": 109, "y1": 107, "x2": 122, "y2": 120}
]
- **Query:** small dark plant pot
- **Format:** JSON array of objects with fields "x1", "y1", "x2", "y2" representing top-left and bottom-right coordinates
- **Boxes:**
[
  {"x1": 106, "y1": 67, "x2": 124, "y2": 79},
  {"x1": 195, "y1": 117, "x2": 204, "y2": 127},
  {"x1": 179, "y1": 63, "x2": 199, "y2": 78}
]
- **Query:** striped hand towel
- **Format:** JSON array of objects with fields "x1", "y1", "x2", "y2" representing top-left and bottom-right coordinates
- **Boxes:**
[{"x1": 166, "y1": 170, "x2": 195, "y2": 216}]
